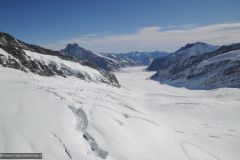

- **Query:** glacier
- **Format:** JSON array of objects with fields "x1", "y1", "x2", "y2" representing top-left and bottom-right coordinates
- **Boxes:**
[{"x1": 0, "y1": 66, "x2": 240, "y2": 160}]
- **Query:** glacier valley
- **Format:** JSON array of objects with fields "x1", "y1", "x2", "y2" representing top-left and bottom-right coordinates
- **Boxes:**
[{"x1": 0, "y1": 66, "x2": 239, "y2": 160}]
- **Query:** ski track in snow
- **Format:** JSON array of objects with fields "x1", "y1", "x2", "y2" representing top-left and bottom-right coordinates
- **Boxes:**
[
  {"x1": 180, "y1": 141, "x2": 221, "y2": 160},
  {"x1": 0, "y1": 66, "x2": 240, "y2": 160}
]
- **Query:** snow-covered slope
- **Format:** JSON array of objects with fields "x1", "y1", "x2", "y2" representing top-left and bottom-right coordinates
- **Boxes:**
[
  {"x1": 1, "y1": 66, "x2": 240, "y2": 160},
  {"x1": 151, "y1": 43, "x2": 240, "y2": 89},
  {"x1": 24, "y1": 50, "x2": 111, "y2": 83},
  {"x1": 0, "y1": 32, "x2": 120, "y2": 87},
  {"x1": 197, "y1": 49, "x2": 240, "y2": 65}
]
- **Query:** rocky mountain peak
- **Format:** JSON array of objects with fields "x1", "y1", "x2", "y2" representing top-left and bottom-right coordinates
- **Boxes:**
[
  {"x1": 176, "y1": 42, "x2": 216, "y2": 53},
  {"x1": 64, "y1": 43, "x2": 87, "y2": 53},
  {"x1": 0, "y1": 32, "x2": 24, "y2": 48}
]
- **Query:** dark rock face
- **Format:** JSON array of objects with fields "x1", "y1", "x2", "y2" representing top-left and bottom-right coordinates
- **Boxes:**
[
  {"x1": 149, "y1": 42, "x2": 240, "y2": 89},
  {"x1": 0, "y1": 32, "x2": 120, "y2": 87},
  {"x1": 62, "y1": 43, "x2": 118, "y2": 71}
]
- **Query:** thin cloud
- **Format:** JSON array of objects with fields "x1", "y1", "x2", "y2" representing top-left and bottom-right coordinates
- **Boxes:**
[{"x1": 44, "y1": 22, "x2": 240, "y2": 53}]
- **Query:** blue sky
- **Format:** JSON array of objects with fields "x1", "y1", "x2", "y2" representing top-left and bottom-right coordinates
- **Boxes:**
[{"x1": 1, "y1": 0, "x2": 240, "y2": 52}]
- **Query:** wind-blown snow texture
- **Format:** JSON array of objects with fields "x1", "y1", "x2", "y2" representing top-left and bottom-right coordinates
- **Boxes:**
[{"x1": 0, "y1": 66, "x2": 239, "y2": 160}]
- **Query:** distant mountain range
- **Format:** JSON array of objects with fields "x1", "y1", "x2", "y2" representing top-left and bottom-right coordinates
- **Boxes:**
[
  {"x1": 0, "y1": 32, "x2": 167, "y2": 88},
  {"x1": 0, "y1": 32, "x2": 120, "y2": 87},
  {"x1": 1, "y1": 32, "x2": 240, "y2": 89},
  {"x1": 101, "y1": 51, "x2": 168, "y2": 67},
  {"x1": 61, "y1": 43, "x2": 167, "y2": 71},
  {"x1": 147, "y1": 42, "x2": 240, "y2": 89}
]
